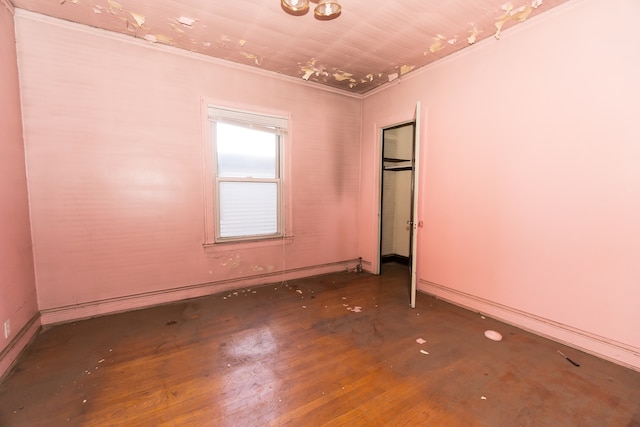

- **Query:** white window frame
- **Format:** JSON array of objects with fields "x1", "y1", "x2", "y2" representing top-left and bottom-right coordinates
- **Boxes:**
[{"x1": 202, "y1": 101, "x2": 291, "y2": 247}]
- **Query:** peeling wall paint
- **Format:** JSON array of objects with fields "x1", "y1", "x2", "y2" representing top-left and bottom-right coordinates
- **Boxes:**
[{"x1": 220, "y1": 254, "x2": 241, "y2": 269}]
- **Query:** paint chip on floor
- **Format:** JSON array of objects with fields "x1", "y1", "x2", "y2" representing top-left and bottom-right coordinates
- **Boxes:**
[
  {"x1": 484, "y1": 330, "x2": 503, "y2": 341},
  {"x1": 416, "y1": 338, "x2": 426, "y2": 344},
  {"x1": 481, "y1": 396, "x2": 487, "y2": 400},
  {"x1": 420, "y1": 350, "x2": 430, "y2": 355}
]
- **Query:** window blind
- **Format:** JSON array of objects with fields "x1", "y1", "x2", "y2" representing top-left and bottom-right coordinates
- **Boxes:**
[{"x1": 209, "y1": 106, "x2": 288, "y2": 134}]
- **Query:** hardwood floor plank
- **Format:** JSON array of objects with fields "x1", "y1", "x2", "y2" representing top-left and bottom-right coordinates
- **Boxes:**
[{"x1": 1, "y1": 264, "x2": 639, "y2": 426}]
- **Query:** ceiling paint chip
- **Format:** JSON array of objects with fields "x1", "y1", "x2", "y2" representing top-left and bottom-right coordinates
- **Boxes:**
[
  {"x1": 494, "y1": 19, "x2": 508, "y2": 39},
  {"x1": 178, "y1": 16, "x2": 196, "y2": 26},
  {"x1": 495, "y1": 0, "x2": 540, "y2": 39},
  {"x1": 468, "y1": 26, "x2": 481, "y2": 44},
  {"x1": 513, "y1": 5, "x2": 533, "y2": 22},
  {"x1": 155, "y1": 34, "x2": 173, "y2": 45},
  {"x1": 399, "y1": 65, "x2": 415, "y2": 76},
  {"x1": 429, "y1": 35, "x2": 446, "y2": 53},
  {"x1": 107, "y1": 0, "x2": 122, "y2": 13},
  {"x1": 130, "y1": 12, "x2": 145, "y2": 27},
  {"x1": 170, "y1": 23, "x2": 185, "y2": 33},
  {"x1": 18, "y1": 0, "x2": 567, "y2": 95},
  {"x1": 333, "y1": 71, "x2": 354, "y2": 82},
  {"x1": 299, "y1": 58, "x2": 329, "y2": 81},
  {"x1": 501, "y1": 2, "x2": 514, "y2": 11},
  {"x1": 241, "y1": 52, "x2": 262, "y2": 66}
]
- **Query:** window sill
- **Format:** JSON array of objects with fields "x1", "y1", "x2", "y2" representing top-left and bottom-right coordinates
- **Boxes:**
[{"x1": 203, "y1": 235, "x2": 294, "y2": 253}]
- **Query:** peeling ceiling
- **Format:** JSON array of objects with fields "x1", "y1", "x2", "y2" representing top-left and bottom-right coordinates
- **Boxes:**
[{"x1": 10, "y1": 0, "x2": 571, "y2": 94}]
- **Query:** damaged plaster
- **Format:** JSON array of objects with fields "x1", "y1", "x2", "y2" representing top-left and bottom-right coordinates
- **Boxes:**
[
  {"x1": 177, "y1": 16, "x2": 196, "y2": 26},
  {"x1": 494, "y1": 0, "x2": 543, "y2": 39},
  {"x1": 129, "y1": 11, "x2": 145, "y2": 28},
  {"x1": 44, "y1": 0, "x2": 562, "y2": 94}
]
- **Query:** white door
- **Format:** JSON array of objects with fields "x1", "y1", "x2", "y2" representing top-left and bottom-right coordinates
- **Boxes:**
[{"x1": 410, "y1": 102, "x2": 422, "y2": 308}]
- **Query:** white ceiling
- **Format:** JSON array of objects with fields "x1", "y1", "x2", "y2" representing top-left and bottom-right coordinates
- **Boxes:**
[{"x1": 10, "y1": 0, "x2": 571, "y2": 94}]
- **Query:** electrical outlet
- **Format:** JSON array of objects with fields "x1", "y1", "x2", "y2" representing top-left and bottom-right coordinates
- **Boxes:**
[{"x1": 3, "y1": 319, "x2": 10, "y2": 339}]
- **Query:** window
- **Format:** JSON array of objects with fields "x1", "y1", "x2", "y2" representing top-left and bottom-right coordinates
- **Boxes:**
[{"x1": 208, "y1": 106, "x2": 287, "y2": 243}]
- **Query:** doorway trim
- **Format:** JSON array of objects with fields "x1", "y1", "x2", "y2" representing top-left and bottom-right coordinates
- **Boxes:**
[{"x1": 374, "y1": 118, "x2": 416, "y2": 276}]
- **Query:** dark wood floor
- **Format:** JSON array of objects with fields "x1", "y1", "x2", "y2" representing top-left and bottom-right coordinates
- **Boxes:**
[{"x1": 1, "y1": 263, "x2": 639, "y2": 426}]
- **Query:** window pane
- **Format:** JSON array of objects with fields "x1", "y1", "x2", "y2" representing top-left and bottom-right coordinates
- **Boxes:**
[
  {"x1": 219, "y1": 182, "x2": 278, "y2": 238},
  {"x1": 216, "y1": 122, "x2": 277, "y2": 178}
]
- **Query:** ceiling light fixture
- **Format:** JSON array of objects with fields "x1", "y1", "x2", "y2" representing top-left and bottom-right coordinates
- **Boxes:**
[
  {"x1": 281, "y1": 0, "x2": 309, "y2": 13},
  {"x1": 314, "y1": 0, "x2": 341, "y2": 18},
  {"x1": 281, "y1": 0, "x2": 341, "y2": 20}
]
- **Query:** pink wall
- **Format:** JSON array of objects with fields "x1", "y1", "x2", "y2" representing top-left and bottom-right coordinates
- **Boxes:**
[
  {"x1": 0, "y1": 1, "x2": 39, "y2": 379},
  {"x1": 9, "y1": 0, "x2": 639, "y2": 374},
  {"x1": 14, "y1": 11, "x2": 361, "y2": 323},
  {"x1": 360, "y1": 0, "x2": 640, "y2": 370}
]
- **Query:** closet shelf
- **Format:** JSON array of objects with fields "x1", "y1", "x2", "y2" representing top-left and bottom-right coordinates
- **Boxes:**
[
  {"x1": 383, "y1": 157, "x2": 411, "y2": 163},
  {"x1": 384, "y1": 166, "x2": 413, "y2": 171},
  {"x1": 383, "y1": 157, "x2": 412, "y2": 171}
]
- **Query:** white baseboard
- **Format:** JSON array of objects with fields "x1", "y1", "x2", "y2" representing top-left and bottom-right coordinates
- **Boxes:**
[
  {"x1": 419, "y1": 279, "x2": 640, "y2": 372},
  {"x1": 40, "y1": 260, "x2": 359, "y2": 326},
  {"x1": 0, "y1": 313, "x2": 41, "y2": 382}
]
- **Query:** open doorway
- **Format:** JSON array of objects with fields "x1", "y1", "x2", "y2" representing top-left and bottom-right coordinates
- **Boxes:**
[{"x1": 379, "y1": 122, "x2": 415, "y2": 280}]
